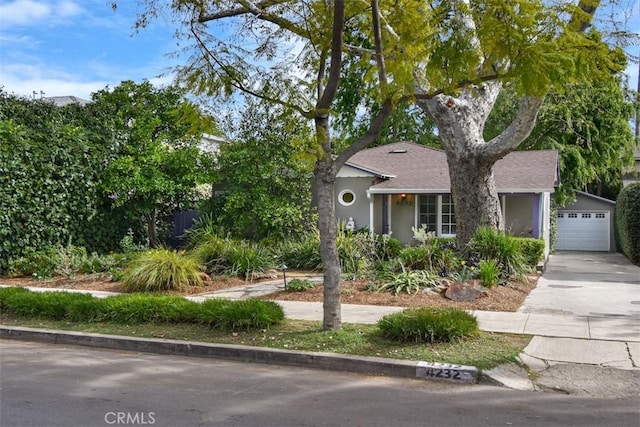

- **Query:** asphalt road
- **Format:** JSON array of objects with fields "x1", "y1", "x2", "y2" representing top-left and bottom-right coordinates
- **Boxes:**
[{"x1": 1, "y1": 340, "x2": 638, "y2": 427}]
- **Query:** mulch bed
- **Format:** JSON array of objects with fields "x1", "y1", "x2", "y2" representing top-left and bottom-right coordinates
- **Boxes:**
[{"x1": 0, "y1": 272, "x2": 539, "y2": 312}]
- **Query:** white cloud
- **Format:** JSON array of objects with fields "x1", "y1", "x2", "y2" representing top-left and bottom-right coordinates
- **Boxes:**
[
  {"x1": 0, "y1": 62, "x2": 107, "y2": 99},
  {"x1": 0, "y1": 0, "x2": 82, "y2": 28}
]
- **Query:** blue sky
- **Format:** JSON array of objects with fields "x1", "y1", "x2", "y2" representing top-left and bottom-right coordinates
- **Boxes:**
[
  {"x1": 0, "y1": 0, "x2": 177, "y2": 100},
  {"x1": 0, "y1": 0, "x2": 639, "y2": 102}
]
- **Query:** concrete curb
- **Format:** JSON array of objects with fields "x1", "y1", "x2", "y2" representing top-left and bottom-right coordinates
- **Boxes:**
[{"x1": 0, "y1": 326, "x2": 478, "y2": 384}]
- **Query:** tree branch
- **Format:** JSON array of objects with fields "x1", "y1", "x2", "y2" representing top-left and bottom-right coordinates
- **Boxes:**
[
  {"x1": 198, "y1": 0, "x2": 308, "y2": 39},
  {"x1": 370, "y1": 0, "x2": 388, "y2": 92},
  {"x1": 316, "y1": 0, "x2": 345, "y2": 111},
  {"x1": 334, "y1": 98, "x2": 395, "y2": 169},
  {"x1": 189, "y1": 26, "x2": 312, "y2": 118}
]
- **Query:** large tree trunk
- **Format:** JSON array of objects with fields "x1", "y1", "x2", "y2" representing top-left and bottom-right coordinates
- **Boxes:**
[
  {"x1": 314, "y1": 157, "x2": 342, "y2": 330},
  {"x1": 446, "y1": 150, "x2": 503, "y2": 247},
  {"x1": 419, "y1": 84, "x2": 543, "y2": 248},
  {"x1": 146, "y1": 208, "x2": 159, "y2": 248}
]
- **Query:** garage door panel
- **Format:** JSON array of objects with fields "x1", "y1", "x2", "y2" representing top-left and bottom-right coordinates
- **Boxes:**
[{"x1": 556, "y1": 211, "x2": 609, "y2": 251}]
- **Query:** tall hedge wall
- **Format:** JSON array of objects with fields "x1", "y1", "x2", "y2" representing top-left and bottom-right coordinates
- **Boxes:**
[
  {"x1": 0, "y1": 94, "x2": 134, "y2": 272},
  {"x1": 615, "y1": 182, "x2": 640, "y2": 265}
]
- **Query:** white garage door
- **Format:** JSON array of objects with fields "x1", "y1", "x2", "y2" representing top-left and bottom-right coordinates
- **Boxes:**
[{"x1": 556, "y1": 211, "x2": 609, "y2": 251}]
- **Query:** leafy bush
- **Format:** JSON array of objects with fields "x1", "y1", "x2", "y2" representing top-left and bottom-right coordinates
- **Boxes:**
[
  {"x1": 470, "y1": 227, "x2": 527, "y2": 277},
  {"x1": 378, "y1": 308, "x2": 478, "y2": 343},
  {"x1": 285, "y1": 278, "x2": 315, "y2": 292},
  {"x1": 0, "y1": 93, "x2": 138, "y2": 274},
  {"x1": 192, "y1": 235, "x2": 233, "y2": 275},
  {"x1": 214, "y1": 299, "x2": 285, "y2": 331},
  {"x1": 7, "y1": 247, "x2": 60, "y2": 280},
  {"x1": 224, "y1": 241, "x2": 274, "y2": 280},
  {"x1": 183, "y1": 214, "x2": 219, "y2": 250},
  {"x1": 97, "y1": 295, "x2": 201, "y2": 324},
  {"x1": 375, "y1": 235, "x2": 402, "y2": 261},
  {"x1": 615, "y1": 183, "x2": 640, "y2": 265},
  {"x1": 512, "y1": 237, "x2": 545, "y2": 268},
  {"x1": 376, "y1": 267, "x2": 439, "y2": 295},
  {"x1": 119, "y1": 229, "x2": 149, "y2": 254},
  {"x1": 478, "y1": 259, "x2": 500, "y2": 288},
  {"x1": 121, "y1": 249, "x2": 203, "y2": 292},
  {"x1": 7, "y1": 243, "x2": 129, "y2": 281},
  {"x1": 0, "y1": 287, "x2": 284, "y2": 330},
  {"x1": 0, "y1": 289, "x2": 94, "y2": 320},
  {"x1": 277, "y1": 233, "x2": 322, "y2": 270},
  {"x1": 399, "y1": 245, "x2": 435, "y2": 271},
  {"x1": 54, "y1": 244, "x2": 89, "y2": 278}
]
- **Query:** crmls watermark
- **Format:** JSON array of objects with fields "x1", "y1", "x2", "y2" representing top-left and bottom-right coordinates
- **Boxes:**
[{"x1": 104, "y1": 412, "x2": 156, "y2": 425}]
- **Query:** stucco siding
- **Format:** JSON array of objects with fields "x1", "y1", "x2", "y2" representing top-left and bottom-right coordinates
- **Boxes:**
[
  {"x1": 335, "y1": 177, "x2": 373, "y2": 231},
  {"x1": 389, "y1": 194, "x2": 416, "y2": 242},
  {"x1": 504, "y1": 195, "x2": 535, "y2": 237}
]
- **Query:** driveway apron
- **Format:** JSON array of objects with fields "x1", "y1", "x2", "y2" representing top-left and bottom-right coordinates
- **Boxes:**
[{"x1": 518, "y1": 252, "x2": 640, "y2": 319}]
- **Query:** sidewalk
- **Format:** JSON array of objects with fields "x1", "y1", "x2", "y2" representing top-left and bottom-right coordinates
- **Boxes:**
[{"x1": 3, "y1": 259, "x2": 639, "y2": 397}]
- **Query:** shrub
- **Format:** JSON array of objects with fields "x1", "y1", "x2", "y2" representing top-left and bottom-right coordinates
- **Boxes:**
[
  {"x1": 7, "y1": 247, "x2": 60, "y2": 280},
  {"x1": 121, "y1": 249, "x2": 203, "y2": 292},
  {"x1": 277, "y1": 233, "x2": 322, "y2": 270},
  {"x1": 376, "y1": 267, "x2": 439, "y2": 295},
  {"x1": 183, "y1": 214, "x2": 219, "y2": 250},
  {"x1": 399, "y1": 245, "x2": 435, "y2": 271},
  {"x1": 615, "y1": 183, "x2": 640, "y2": 265},
  {"x1": 224, "y1": 240, "x2": 274, "y2": 280},
  {"x1": 54, "y1": 244, "x2": 89, "y2": 278},
  {"x1": 375, "y1": 235, "x2": 402, "y2": 261},
  {"x1": 97, "y1": 295, "x2": 201, "y2": 324},
  {"x1": 471, "y1": 227, "x2": 527, "y2": 277},
  {"x1": 197, "y1": 298, "x2": 284, "y2": 330},
  {"x1": 0, "y1": 287, "x2": 285, "y2": 330},
  {"x1": 285, "y1": 278, "x2": 315, "y2": 292},
  {"x1": 0, "y1": 289, "x2": 94, "y2": 320},
  {"x1": 512, "y1": 237, "x2": 545, "y2": 268},
  {"x1": 192, "y1": 235, "x2": 231, "y2": 275},
  {"x1": 378, "y1": 308, "x2": 478, "y2": 343},
  {"x1": 216, "y1": 299, "x2": 285, "y2": 331},
  {"x1": 478, "y1": 259, "x2": 500, "y2": 288}
]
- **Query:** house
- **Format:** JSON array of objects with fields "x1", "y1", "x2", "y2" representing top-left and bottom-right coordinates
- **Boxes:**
[
  {"x1": 335, "y1": 141, "x2": 558, "y2": 259},
  {"x1": 44, "y1": 95, "x2": 91, "y2": 106},
  {"x1": 556, "y1": 191, "x2": 616, "y2": 252}
]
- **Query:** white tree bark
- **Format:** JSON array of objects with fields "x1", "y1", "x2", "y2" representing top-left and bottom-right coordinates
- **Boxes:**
[{"x1": 418, "y1": 84, "x2": 543, "y2": 246}]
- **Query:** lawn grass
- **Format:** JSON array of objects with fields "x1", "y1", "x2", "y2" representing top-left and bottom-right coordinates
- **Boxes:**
[{"x1": 0, "y1": 314, "x2": 530, "y2": 371}]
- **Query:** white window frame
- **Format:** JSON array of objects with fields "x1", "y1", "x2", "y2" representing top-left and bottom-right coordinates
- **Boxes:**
[
  {"x1": 338, "y1": 189, "x2": 356, "y2": 207},
  {"x1": 418, "y1": 194, "x2": 456, "y2": 237}
]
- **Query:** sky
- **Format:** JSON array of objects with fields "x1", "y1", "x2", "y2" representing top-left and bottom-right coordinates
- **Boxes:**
[
  {"x1": 0, "y1": 0, "x2": 177, "y2": 100},
  {"x1": 0, "y1": 0, "x2": 639, "y2": 103}
]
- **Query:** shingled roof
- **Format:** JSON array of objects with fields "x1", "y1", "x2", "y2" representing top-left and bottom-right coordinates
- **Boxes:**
[{"x1": 345, "y1": 141, "x2": 558, "y2": 193}]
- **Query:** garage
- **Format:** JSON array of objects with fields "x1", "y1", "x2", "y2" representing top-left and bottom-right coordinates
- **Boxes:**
[
  {"x1": 555, "y1": 192, "x2": 616, "y2": 252},
  {"x1": 556, "y1": 211, "x2": 610, "y2": 251}
]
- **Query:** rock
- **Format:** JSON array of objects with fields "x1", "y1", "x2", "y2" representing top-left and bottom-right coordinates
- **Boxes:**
[
  {"x1": 198, "y1": 272, "x2": 212, "y2": 283},
  {"x1": 444, "y1": 281, "x2": 487, "y2": 302}
]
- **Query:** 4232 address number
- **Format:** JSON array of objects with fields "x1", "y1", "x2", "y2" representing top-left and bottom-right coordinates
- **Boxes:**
[{"x1": 415, "y1": 362, "x2": 478, "y2": 383}]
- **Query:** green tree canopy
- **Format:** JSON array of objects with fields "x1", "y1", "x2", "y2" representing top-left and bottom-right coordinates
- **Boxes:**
[
  {"x1": 212, "y1": 98, "x2": 316, "y2": 240},
  {"x1": 485, "y1": 50, "x2": 635, "y2": 205},
  {"x1": 91, "y1": 80, "x2": 217, "y2": 246}
]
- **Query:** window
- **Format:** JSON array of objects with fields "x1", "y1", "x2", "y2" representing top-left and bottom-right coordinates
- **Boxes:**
[
  {"x1": 557, "y1": 213, "x2": 564, "y2": 218},
  {"x1": 582, "y1": 213, "x2": 591, "y2": 219},
  {"x1": 596, "y1": 213, "x2": 606, "y2": 219},
  {"x1": 338, "y1": 189, "x2": 356, "y2": 206},
  {"x1": 568, "y1": 213, "x2": 578, "y2": 218},
  {"x1": 441, "y1": 194, "x2": 456, "y2": 235},
  {"x1": 419, "y1": 195, "x2": 437, "y2": 232},
  {"x1": 419, "y1": 194, "x2": 456, "y2": 236}
]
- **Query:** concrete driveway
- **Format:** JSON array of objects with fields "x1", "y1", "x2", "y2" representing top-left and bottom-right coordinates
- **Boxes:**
[{"x1": 518, "y1": 252, "x2": 640, "y2": 318}]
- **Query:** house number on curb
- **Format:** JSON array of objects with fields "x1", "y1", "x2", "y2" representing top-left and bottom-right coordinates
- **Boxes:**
[{"x1": 415, "y1": 362, "x2": 478, "y2": 383}]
